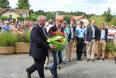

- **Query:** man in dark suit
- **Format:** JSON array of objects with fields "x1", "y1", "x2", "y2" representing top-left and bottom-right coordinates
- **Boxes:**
[
  {"x1": 85, "y1": 19, "x2": 100, "y2": 62},
  {"x1": 26, "y1": 16, "x2": 56, "y2": 78},
  {"x1": 97, "y1": 23, "x2": 108, "y2": 60}
]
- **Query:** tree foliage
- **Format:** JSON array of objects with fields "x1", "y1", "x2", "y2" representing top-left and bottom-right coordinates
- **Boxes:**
[
  {"x1": 103, "y1": 8, "x2": 113, "y2": 22},
  {"x1": 0, "y1": 0, "x2": 10, "y2": 8},
  {"x1": 17, "y1": 0, "x2": 30, "y2": 9}
]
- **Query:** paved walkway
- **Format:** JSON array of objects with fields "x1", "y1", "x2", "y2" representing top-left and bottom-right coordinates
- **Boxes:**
[{"x1": 0, "y1": 54, "x2": 116, "y2": 78}]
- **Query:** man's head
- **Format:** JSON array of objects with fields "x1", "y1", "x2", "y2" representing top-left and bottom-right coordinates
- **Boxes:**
[
  {"x1": 37, "y1": 15, "x2": 46, "y2": 27},
  {"x1": 79, "y1": 21, "x2": 84, "y2": 28},
  {"x1": 62, "y1": 21, "x2": 67, "y2": 28},
  {"x1": 70, "y1": 16, "x2": 76, "y2": 26},
  {"x1": 91, "y1": 19, "x2": 96, "y2": 26},
  {"x1": 55, "y1": 15, "x2": 64, "y2": 27},
  {"x1": 100, "y1": 23, "x2": 106, "y2": 29}
]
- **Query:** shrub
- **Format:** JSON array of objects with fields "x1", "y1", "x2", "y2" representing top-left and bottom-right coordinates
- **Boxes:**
[
  {"x1": 0, "y1": 16, "x2": 8, "y2": 21},
  {"x1": 0, "y1": 32, "x2": 17, "y2": 47},
  {"x1": 25, "y1": 31, "x2": 30, "y2": 42},
  {"x1": 105, "y1": 40, "x2": 116, "y2": 52},
  {"x1": 16, "y1": 31, "x2": 30, "y2": 42}
]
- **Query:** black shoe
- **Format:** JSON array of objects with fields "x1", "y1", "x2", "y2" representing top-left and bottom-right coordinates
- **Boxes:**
[
  {"x1": 97, "y1": 57, "x2": 100, "y2": 60},
  {"x1": 91, "y1": 59, "x2": 95, "y2": 62},
  {"x1": 87, "y1": 59, "x2": 90, "y2": 62},
  {"x1": 101, "y1": 58, "x2": 105, "y2": 61},
  {"x1": 77, "y1": 58, "x2": 82, "y2": 61},
  {"x1": 115, "y1": 57, "x2": 116, "y2": 64},
  {"x1": 26, "y1": 68, "x2": 31, "y2": 78},
  {"x1": 53, "y1": 76, "x2": 59, "y2": 78}
]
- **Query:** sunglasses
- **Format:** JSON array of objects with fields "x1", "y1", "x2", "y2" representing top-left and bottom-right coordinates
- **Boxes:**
[{"x1": 59, "y1": 20, "x2": 63, "y2": 22}]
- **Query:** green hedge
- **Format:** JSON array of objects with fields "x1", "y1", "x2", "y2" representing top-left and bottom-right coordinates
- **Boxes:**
[
  {"x1": 0, "y1": 32, "x2": 17, "y2": 47},
  {"x1": 0, "y1": 31, "x2": 30, "y2": 47},
  {"x1": 16, "y1": 31, "x2": 30, "y2": 42}
]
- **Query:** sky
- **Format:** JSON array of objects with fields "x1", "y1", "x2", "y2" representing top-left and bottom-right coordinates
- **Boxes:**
[{"x1": 8, "y1": 0, "x2": 116, "y2": 15}]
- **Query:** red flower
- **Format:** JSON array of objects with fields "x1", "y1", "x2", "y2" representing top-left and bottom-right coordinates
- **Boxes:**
[{"x1": 51, "y1": 32, "x2": 64, "y2": 36}]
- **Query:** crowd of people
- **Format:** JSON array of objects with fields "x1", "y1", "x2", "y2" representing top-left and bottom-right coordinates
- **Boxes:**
[{"x1": 0, "y1": 15, "x2": 116, "y2": 78}]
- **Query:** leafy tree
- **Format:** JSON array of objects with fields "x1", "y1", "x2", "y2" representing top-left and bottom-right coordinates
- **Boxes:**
[
  {"x1": 17, "y1": 0, "x2": 30, "y2": 9},
  {"x1": 35, "y1": 10, "x2": 46, "y2": 15},
  {"x1": 17, "y1": 16, "x2": 25, "y2": 21},
  {"x1": 0, "y1": 0, "x2": 10, "y2": 8},
  {"x1": 64, "y1": 15, "x2": 71, "y2": 24},
  {"x1": 46, "y1": 11, "x2": 55, "y2": 20},
  {"x1": 26, "y1": 13, "x2": 38, "y2": 21},
  {"x1": 103, "y1": 8, "x2": 113, "y2": 22}
]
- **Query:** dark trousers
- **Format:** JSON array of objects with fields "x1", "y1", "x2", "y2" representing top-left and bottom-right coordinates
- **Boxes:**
[
  {"x1": 27, "y1": 57, "x2": 46, "y2": 78},
  {"x1": 76, "y1": 38, "x2": 84, "y2": 60},
  {"x1": 83, "y1": 43, "x2": 86, "y2": 56}
]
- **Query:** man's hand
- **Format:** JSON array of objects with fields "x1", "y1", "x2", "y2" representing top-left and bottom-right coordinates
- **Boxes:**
[{"x1": 50, "y1": 45, "x2": 56, "y2": 49}]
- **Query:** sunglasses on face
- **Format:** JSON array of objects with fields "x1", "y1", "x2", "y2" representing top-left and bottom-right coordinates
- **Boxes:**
[{"x1": 59, "y1": 21, "x2": 63, "y2": 22}]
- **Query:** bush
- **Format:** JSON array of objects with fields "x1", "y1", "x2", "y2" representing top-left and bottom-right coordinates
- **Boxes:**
[
  {"x1": 16, "y1": 31, "x2": 30, "y2": 42},
  {"x1": 25, "y1": 31, "x2": 30, "y2": 42},
  {"x1": 105, "y1": 40, "x2": 116, "y2": 52},
  {"x1": 0, "y1": 16, "x2": 8, "y2": 21},
  {"x1": 0, "y1": 32, "x2": 17, "y2": 47},
  {"x1": 17, "y1": 16, "x2": 25, "y2": 21}
]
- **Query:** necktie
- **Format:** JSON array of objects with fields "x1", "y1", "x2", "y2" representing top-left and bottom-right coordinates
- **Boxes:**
[{"x1": 42, "y1": 28, "x2": 48, "y2": 38}]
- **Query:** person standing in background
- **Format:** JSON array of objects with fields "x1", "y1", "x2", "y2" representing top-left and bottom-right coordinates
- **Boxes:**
[
  {"x1": 75, "y1": 21, "x2": 85, "y2": 60},
  {"x1": 85, "y1": 19, "x2": 100, "y2": 62},
  {"x1": 98, "y1": 23, "x2": 108, "y2": 60}
]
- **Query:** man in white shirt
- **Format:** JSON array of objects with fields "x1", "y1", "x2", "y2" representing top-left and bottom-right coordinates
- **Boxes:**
[{"x1": 108, "y1": 27, "x2": 115, "y2": 40}]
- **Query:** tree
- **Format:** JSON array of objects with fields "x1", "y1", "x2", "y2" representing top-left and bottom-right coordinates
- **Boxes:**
[
  {"x1": 0, "y1": 0, "x2": 10, "y2": 8},
  {"x1": 103, "y1": 8, "x2": 113, "y2": 22},
  {"x1": 35, "y1": 10, "x2": 46, "y2": 15},
  {"x1": 46, "y1": 11, "x2": 55, "y2": 20},
  {"x1": 17, "y1": 0, "x2": 30, "y2": 9}
]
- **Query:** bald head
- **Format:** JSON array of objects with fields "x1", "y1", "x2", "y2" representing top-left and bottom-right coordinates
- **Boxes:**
[
  {"x1": 55, "y1": 15, "x2": 64, "y2": 26},
  {"x1": 38, "y1": 15, "x2": 46, "y2": 22},
  {"x1": 37, "y1": 15, "x2": 46, "y2": 27}
]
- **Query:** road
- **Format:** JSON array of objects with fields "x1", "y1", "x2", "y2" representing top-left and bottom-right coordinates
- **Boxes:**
[{"x1": 0, "y1": 54, "x2": 116, "y2": 78}]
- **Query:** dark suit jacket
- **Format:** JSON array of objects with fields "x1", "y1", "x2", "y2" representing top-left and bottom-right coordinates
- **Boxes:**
[
  {"x1": 99, "y1": 28, "x2": 108, "y2": 42},
  {"x1": 30, "y1": 24, "x2": 50, "y2": 59},
  {"x1": 86, "y1": 25, "x2": 100, "y2": 42}
]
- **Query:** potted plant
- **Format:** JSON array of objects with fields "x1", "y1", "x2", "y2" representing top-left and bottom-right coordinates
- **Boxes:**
[
  {"x1": 0, "y1": 32, "x2": 17, "y2": 54},
  {"x1": 15, "y1": 30, "x2": 30, "y2": 54}
]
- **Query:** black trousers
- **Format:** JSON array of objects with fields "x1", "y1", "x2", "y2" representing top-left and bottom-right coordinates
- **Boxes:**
[
  {"x1": 27, "y1": 57, "x2": 46, "y2": 78},
  {"x1": 76, "y1": 38, "x2": 84, "y2": 60}
]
